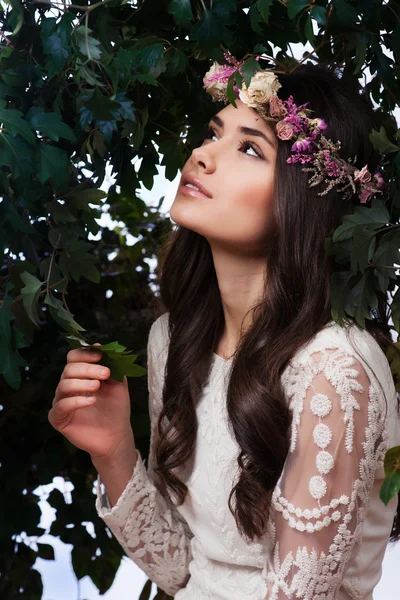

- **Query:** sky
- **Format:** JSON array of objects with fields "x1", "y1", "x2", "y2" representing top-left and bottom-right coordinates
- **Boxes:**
[{"x1": 27, "y1": 33, "x2": 400, "y2": 600}]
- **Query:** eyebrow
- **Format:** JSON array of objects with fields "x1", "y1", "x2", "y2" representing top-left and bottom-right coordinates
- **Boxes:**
[{"x1": 209, "y1": 114, "x2": 276, "y2": 151}]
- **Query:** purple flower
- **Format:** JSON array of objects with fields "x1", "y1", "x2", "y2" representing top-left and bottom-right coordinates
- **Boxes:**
[
  {"x1": 372, "y1": 171, "x2": 385, "y2": 190},
  {"x1": 291, "y1": 137, "x2": 313, "y2": 153}
]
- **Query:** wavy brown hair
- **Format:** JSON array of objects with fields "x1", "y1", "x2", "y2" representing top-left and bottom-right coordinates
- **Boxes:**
[{"x1": 151, "y1": 62, "x2": 400, "y2": 543}]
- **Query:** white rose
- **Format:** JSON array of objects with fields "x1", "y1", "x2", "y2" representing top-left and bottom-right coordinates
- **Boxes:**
[
  {"x1": 203, "y1": 61, "x2": 227, "y2": 102},
  {"x1": 239, "y1": 71, "x2": 282, "y2": 107}
]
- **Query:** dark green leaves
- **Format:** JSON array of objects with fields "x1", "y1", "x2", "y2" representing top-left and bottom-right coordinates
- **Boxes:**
[
  {"x1": 20, "y1": 272, "x2": 42, "y2": 327},
  {"x1": 26, "y1": 107, "x2": 76, "y2": 142},
  {"x1": 370, "y1": 126, "x2": 400, "y2": 155},
  {"x1": 40, "y1": 14, "x2": 74, "y2": 79},
  {"x1": 168, "y1": 0, "x2": 195, "y2": 27},
  {"x1": 36, "y1": 144, "x2": 70, "y2": 188},
  {"x1": 0, "y1": 99, "x2": 35, "y2": 143},
  {"x1": 380, "y1": 445, "x2": 400, "y2": 505},
  {"x1": 332, "y1": 197, "x2": 390, "y2": 243},
  {"x1": 0, "y1": 282, "x2": 28, "y2": 389},
  {"x1": 287, "y1": 0, "x2": 309, "y2": 20}
]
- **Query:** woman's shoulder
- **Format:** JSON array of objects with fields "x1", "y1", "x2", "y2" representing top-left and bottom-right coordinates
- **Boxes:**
[
  {"x1": 287, "y1": 319, "x2": 396, "y2": 414},
  {"x1": 290, "y1": 319, "x2": 388, "y2": 367}
]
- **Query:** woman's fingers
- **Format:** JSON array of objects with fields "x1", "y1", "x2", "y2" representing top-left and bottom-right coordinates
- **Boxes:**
[
  {"x1": 61, "y1": 362, "x2": 110, "y2": 381},
  {"x1": 53, "y1": 378, "x2": 100, "y2": 406},
  {"x1": 66, "y1": 346, "x2": 102, "y2": 364},
  {"x1": 48, "y1": 395, "x2": 97, "y2": 429}
]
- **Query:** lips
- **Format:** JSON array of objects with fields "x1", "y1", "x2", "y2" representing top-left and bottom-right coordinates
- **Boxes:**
[{"x1": 180, "y1": 173, "x2": 212, "y2": 198}]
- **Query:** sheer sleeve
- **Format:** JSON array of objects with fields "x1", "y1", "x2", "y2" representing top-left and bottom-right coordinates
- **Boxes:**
[
  {"x1": 95, "y1": 318, "x2": 193, "y2": 597},
  {"x1": 262, "y1": 346, "x2": 387, "y2": 600}
]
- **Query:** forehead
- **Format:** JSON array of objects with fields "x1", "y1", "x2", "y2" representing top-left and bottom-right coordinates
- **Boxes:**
[
  {"x1": 215, "y1": 100, "x2": 275, "y2": 136},
  {"x1": 213, "y1": 100, "x2": 277, "y2": 150}
]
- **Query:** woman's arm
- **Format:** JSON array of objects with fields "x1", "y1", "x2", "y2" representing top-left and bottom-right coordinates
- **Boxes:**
[
  {"x1": 262, "y1": 347, "x2": 389, "y2": 599},
  {"x1": 94, "y1": 318, "x2": 193, "y2": 597}
]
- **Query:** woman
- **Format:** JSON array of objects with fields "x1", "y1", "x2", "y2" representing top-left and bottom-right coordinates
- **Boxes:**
[{"x1": 49, "y1": 58, "x2": 400, "y2": 599}]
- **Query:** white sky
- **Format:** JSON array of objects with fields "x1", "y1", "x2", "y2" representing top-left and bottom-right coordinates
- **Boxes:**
[{"x1": 30, "y1": 35, "x2": 400, "y2": 600}]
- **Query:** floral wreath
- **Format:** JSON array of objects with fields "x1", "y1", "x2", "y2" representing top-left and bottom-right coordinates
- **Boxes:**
[{"x1": 203, "y1": 53, "x2": 386, "y2": 204}]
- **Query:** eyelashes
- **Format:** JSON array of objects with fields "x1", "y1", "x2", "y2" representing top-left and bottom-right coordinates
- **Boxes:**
[{"x1": 200, "y1": 126, "x2": 264, "y2": 160}]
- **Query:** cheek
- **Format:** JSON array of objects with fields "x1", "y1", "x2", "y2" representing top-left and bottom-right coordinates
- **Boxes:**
[
  {"x1": 170, "y1": 166, "x2": 275, "y2": 248},
  {"x1": 212, "y1": 174, "x2": 275, "y2": 247}
]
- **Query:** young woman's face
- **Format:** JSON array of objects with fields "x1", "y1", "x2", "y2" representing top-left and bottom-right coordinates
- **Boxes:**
[{"x1": 170, "y1": 99, "x2": 278, "y2": 254}]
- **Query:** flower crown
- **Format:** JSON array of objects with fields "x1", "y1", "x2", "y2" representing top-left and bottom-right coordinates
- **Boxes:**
[{"x1": 203, "y1": 54, "x2": 386, "y2": 204}]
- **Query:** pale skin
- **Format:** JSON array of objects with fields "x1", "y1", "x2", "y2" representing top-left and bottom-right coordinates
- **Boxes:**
[
  {"x1": 49, "y1": 99, "x2": 278, "y2": 506},
  {"x1": 170, "y1": 99, "x2": 278, "y2": 359}
]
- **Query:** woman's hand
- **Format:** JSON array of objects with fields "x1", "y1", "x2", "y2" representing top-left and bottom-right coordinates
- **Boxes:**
[{"x1": 48, "y1": 343, "x2": 135, "y2": 463}]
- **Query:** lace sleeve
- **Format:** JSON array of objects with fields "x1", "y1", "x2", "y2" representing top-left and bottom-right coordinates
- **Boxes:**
[
  {"x1": 262, "y1": 347, "x2": 387, "y2": 600},
  {"x1": 95, "y1": 319, "x2": 193, "y2": 597}
]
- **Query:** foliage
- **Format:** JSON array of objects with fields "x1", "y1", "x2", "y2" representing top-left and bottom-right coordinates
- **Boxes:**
[{"x1": 0, "y1": 0, "x2": 400, "y2": 596}]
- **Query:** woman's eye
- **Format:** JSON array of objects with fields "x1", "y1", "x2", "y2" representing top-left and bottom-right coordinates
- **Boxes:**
[
  {"x1": 239, "y1": 141, "x2": 262, "y2": 158},
  {"x1": 202, "y1": 126, "x2": 263, "y2": 159}
]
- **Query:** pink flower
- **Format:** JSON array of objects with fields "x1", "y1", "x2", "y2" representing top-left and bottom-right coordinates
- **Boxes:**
[
  {"x1": 359, "y1": 187, "x2": 375, "y2": 203},
  {"x1": 269, "y1": 95, "x2": 285, "y2": 117},
  {"x1": 354, "y1": 165, "x2": 371, "y2": 183},
  {"x1": 276, "y1": 120, "x2": 295, "y2": 140}
]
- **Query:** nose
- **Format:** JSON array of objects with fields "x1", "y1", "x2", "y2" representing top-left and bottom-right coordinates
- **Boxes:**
[{"x1": 190, "y1": 142, "x2": 216, "y2": 173}]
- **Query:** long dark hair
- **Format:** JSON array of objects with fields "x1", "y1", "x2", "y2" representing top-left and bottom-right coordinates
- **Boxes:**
[{"x1": 152, "y1": 62, "x2": 400, "y2": 543}]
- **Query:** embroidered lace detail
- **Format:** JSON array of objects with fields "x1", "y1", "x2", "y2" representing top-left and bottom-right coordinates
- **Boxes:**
[{"x1": 265, "y1": 346, "x2": 388, "y2": 599}]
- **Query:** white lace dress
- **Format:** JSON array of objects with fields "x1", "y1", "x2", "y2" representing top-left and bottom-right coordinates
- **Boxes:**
[{"x1": 95, "y1": 312, "x2": 400, "y2": 600}]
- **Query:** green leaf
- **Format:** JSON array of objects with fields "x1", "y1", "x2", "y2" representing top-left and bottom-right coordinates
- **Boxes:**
[
  {"x1": 68, "y1": 244, "x2": 100, "y2": 284},
  {"x1": 0, "y1": 99, "x2": 35, "y2": 144},
  {"x1": 67, "y1": 187, "x2": 107, "y2": 213},
  {"x1": 45, "y1": 292, "x2": 86, "y2": 333},
  {"x1": 256, "y1": 0, "x2": 274, "y2": 24},
  {"x1": 391, "y1": 290, "x2": 400, "y2": 333},
  {"x1": 287, "y1": 0, "x2": 309, "y2": 20},
  {"x1": 40, "y1": 16, "x2": 72, "y2": 78},
  {"x1": 380, "y1": 470, "x2": 400, "y2": 506},
  {"x1": 20, "y1": 272, "x2": 43, "y2": 327},
  {"x1": 168, "y1": 0, "x2": 194, "y2": 27},
  {"x1": 372, "y1": 230, "x2": 400, "y2": 292},
  {"x1": 330, "y1": 270, "x2": 354, "y2": 325},
  {"x1": 140, "y1": 43, "x2": 168, "y2": 79},
  {"x1": 353, "y1": 32, "x2": 369, "y2": 75},
  {"x1": 240, "y1": 56, "x2": 260, "y2": 89},
  {"x1": 190, "y1": 9, "x2": 233, "y2": 53},
  {"x1": 64, "y1": 336, "x2": 147, "y2": 382},
  {"x1": 74, "y1": 26, "x2": 102, "y2": 61},
  {"x1": 36, "y1": 543, "x2": 55, "y2": 561},
  {"x1": 332, "y1": 197, "x2": 390, "y2": 242},
  {"x1": 379, "y1": 445, "x2": 400, "y2": 505},
  {"x1": 350, "y1": 271, "x2": 379, "y2": 327},
  {"x1": 83, "y1": 88, "x2": 120, "y2": 121},
  {"x1": 26, "y1": 107, "x2": 76, "y2": 142},
  {"x1": 304, "y1": 13, "x2": 316, "y2": 46},
  {"x1": 112, "y1": 91, "x2": 136, "y2": 122},
  {"x1": 350, "y1": 226, "x2": 376, "y2": 274},
  {"x1": 369, "y1": 126, "x2": 400, "y2": 155},
  {"x1": 0, "y1": 281, "x2": 28, "y2": 389},
  {"x1": 36, "y1": 144, "x2": 70, "y2": 188},
  {"x1": 3, "y1": 197, "x2": 34, "y2": 233},
  {"x1": 310, "y1": 5, "x2": 327, "y2": 26},
  {"x1": 6, "y1": 0, "x2": 24, "y2": 36},
  {"x1": 331, "y1": 0, "x2": 358, "y2": 26},
  {"x1": 45, "y1": 199, "x2": 77, "y2": 224},
  {"x1": 0, "y1": 132, "x2": 35, "y2": 179}
]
